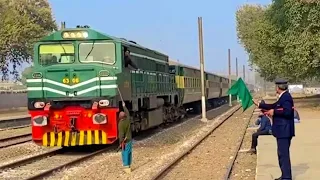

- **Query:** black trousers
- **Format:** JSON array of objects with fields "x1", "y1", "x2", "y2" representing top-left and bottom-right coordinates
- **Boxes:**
[
  {"x1": 251, "y1": 130, "x2": 270, "y2": 150},
  {"x1": 277, "y1": 137, "x2": 292, "y2": 179}
]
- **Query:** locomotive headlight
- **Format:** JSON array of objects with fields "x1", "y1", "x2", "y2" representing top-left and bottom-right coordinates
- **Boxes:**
[
  {"x1": 34, "y1": 102, "x2": 45, "y2": 109},
  {"x1": 99, "y1": 100, "x2": 110, "y2": 107},
  {"x1": 62, "y1": 31, "x2": 88, "y2": 39},
  {"x1": 76, "y1": 32, "x2": 82, "y2": 38},
  {"x1": 32, "y1": 115, "x2": 48, "y2": 126},
  {"x1": 62, "y1": 32, "x2": 70, "y2": 38},
  {"x1": 92, "y1": 113, "x2": 107, "y2": 124},
  {"x1": 82, "y1": 32, "x2": 89, "y2": 38}
]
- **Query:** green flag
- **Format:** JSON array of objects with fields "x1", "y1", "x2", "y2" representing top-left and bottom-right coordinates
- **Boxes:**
[{"x1": 227, "y1": 78, "x2": 253, "y2": 111}]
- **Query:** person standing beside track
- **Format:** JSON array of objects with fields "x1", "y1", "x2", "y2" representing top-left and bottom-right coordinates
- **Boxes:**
[
  {"x1": 253, "y1": 78, "x2": 295, "y2": 180},
  {"x1": 118, "y1": 102, "x2": 133, "y2": 173}
]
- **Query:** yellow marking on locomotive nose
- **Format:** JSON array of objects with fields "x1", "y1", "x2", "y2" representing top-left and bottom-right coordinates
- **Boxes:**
[
  {"x1": 71, "y1": 133, "x2": 77, "y2": 146},
  {"x1": 64, "y1": 131, "x2": 70, "y2": 146},
  {"x1": 94, "y1": 130, "x2": 99, "y2": 144},
  {"x1": 87, "y1": 130, "x2": 92, "y2": 145},
  {"x1": 102, "y1": 131, "x2": 107, "y2": 144},
  {"x1": 43, "y1": 134, "x2": 48, "y2": 146},
  {"x1": 50, "y1": 132, "x2": 55, "y2": 146},
  {"x1": 79, "y1": 131, "x2": 84, "y2": 145},
  {"x1": 42, "y1": 130, "x2": 108, "y2": 147},
  {"x1": 57, "y1": 132, "x2": 63, "y2": 147}
]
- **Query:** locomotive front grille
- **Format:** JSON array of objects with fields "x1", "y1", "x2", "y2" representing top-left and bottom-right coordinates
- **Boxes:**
[{"x1": 42, "y1": 130, "x2": 108, "y2": 147}]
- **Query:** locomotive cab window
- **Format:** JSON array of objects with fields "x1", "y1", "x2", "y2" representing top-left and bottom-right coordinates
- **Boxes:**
[
  {"x1": 79, "y1": 42, "x2": 115, "y2": 64},
  {"x1": 39, "y1": 44, "x2": 75, "y2": 65}
]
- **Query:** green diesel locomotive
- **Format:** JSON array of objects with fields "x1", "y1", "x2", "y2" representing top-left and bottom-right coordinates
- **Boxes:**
[{"x1": 26, "y1": 26, "x2": 234, "y2": 147}]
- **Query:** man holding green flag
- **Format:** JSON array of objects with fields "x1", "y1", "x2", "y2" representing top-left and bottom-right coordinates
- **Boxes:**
[{"x1": 227, "y1": 78, "x2": 253, "y2": 111}]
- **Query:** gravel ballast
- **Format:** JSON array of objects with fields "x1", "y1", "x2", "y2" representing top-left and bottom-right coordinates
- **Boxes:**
[
  {"x1": 0, "y1": 126, "x2": 31, "y2": 139},
  {"x1": 0, "y1": 142, "x2": 53, "y2": 168},
  {"x1": 229, "y1": 112, "x2": 259, "y2": 180}
]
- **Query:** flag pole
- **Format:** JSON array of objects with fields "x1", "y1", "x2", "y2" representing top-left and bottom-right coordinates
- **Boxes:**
[
  {"x1": 228, "y1": 49, "x2": 232, "y2": 107},
  {"x1": 198, "y1": 17, "x2": 207, "y2": 122}
]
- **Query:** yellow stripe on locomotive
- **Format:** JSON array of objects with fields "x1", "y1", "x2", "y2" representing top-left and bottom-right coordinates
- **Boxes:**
[
  {"x1": 42, "y1": 130, "x2": 108, "y2": 147},
  {"x1": 175, "y1": 75, "x2": 185, "y2": 89}
]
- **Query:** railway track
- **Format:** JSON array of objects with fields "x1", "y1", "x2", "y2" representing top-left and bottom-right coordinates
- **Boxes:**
[
  {"x1": 150, "y1": 104, "x2": 243, "y2": 180},
  {"x1": 0, "y1": 133, "x2": 32, "y2": 148},
  {"x1": 0, "y1": 116, "x2": 31, "y2": 130},
  {"x1": 224, "y1": 110, "x2": 254, "y2": 180},
  {"x1": 0, "y1": 145, "x2": 115, "y2": 180},
  {"x1": 0, "y1": 124, "x2": 31, "y2": 132}
]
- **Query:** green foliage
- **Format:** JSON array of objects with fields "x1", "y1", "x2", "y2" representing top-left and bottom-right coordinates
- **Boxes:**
[
  {"x1": 0, "y1": 0, "x2": 57, "y2": 81},
  {"x1": 21, "y1": 65, "x2": 33, "y2": 85},
  {"x1": 236, "y1": 1, "x2": 320, "y2": 82}
]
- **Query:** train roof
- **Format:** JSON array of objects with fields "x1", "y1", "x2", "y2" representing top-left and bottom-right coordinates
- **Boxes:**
[
  {"x1": 40, "y1": 28, "x2": 168, "y2": 58},
  {"x1": 169, "y1": 60, "x2": 227, "y2": 78}
]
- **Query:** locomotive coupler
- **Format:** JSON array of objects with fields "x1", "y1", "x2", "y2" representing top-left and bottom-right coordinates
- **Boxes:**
[{"x1": 70, "y1": 117, "x2": 79, "y2": 133}]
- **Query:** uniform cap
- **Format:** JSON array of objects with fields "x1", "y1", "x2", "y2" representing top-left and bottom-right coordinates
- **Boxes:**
[{"x1": 275, "y1": 78, "x2": 288, "y2": 85}]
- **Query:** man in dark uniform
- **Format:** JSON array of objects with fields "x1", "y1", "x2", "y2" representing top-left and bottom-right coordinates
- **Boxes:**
[
  {"x1": 253, "y1": 78, "x2": 295, "y2": 180},
  {"x1": 124, "y1": 49, "x2": 138, "y2": 70}
]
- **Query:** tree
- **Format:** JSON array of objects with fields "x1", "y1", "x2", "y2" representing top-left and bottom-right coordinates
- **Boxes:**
[
  {"x1": 21, "y1": 65, "x2": 33, "y2": 85},
  {"x1": 236, "y1": 4, "x2": 280, "y2": 81},
  {"x1": 0, "y1": 0, "x2": 57, "y2": 81},
  {"x1": 236, "y1": 0, "x2": 320, "y2": 82}
]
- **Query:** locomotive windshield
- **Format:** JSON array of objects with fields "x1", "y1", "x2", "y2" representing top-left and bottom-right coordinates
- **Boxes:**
[
  {"x1": 79, "y1": 42, "x2": 115, "y2": 65},
  {"x1": 39, "y1": 43, "x2": 75, "y2": 65}
]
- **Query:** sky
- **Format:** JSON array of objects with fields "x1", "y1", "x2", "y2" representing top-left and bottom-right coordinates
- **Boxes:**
[{"x1": 19, "y1": 0, "x2": 271, "y2": 82}]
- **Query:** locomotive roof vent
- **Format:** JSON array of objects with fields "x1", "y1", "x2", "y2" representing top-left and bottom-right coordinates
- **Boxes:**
[
  {"x1": 76, "y1": 25, "x2": 90, "y2": 28},
  {"x1": 120, "y1": 38, "x2": 127, "y2": 41}
]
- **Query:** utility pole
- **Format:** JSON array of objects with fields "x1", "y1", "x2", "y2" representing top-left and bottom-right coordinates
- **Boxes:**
[
  {"x1": 243, "y1": 65, "x2": 246, "y2": 82},
  {"x1": 236, "y1": 57, "x2": 239, "y2": 102},
  {"x1": 198, "y1": 17, "x2": 207, "y2": 122},
  {"x1": 228, "y1": 49, "x2": 232, "y2": 107}
]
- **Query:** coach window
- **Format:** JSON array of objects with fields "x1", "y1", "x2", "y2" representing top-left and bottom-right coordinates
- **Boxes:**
[
  {"x1": 79, "y1": 42, "x2": 115, "y2": 64},
  {"x1": 39, "y1": 44, "x2": 75, "y2": 65}
]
